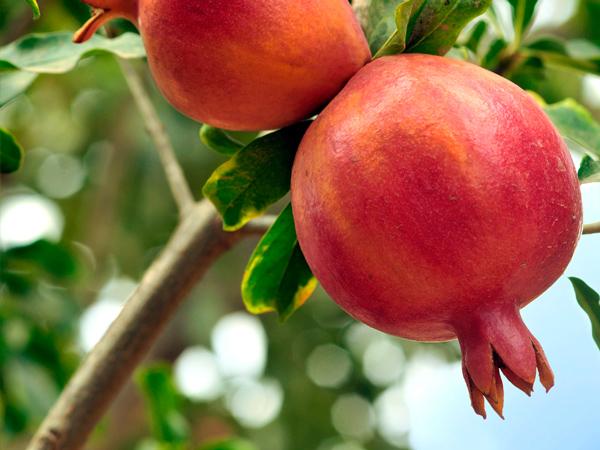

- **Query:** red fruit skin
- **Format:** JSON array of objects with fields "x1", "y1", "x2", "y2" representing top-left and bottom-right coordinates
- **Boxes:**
[
  {"x1": 291, "y1": 54, "x2": 583, "y2": 417},
  {"x1": 74, "y1": 0, "x2": 371, "y2": 131}
]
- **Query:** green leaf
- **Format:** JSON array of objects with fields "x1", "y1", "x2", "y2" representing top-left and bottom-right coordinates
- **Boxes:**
[
  {"x1": 464, "y1": 20, "x2": 488, "y2": 53},
  {"x1": 481, "y1": 37, "x2": 509, "y2": 69},
  {"x1": 507, "y1": 0, "x2": 538, "y2": 46},
  {"x1": 409, "y1": 0, "x2": 493, "y2": 56},
  {"x1": 363, "y1": 0, "x2": 408, "y2": 54},
  {"x1": 199, "y1": 125, "x2": 244, "y2": 157},
  {"x1": 371, "y1": 0, "x2": 416, "y2": 57},
  {"x1": 136, "y1": 365, "x2": 189, "y2": 444},
  {"x1": 578, "y1": 155, "x2": 600, "y2": 184},
  {"x1": 0, "y1": 129, "x2": 24, "y2": 174},
  {"x1": 25, "y1": 0, "x2": 40, "y2": 19},
  {"x1": 0, "y1": 270, "x2": 33, "y2": 296},
  {"x1": 524, "y1": 37, "x2": 600, "y2": 75},
  {"x1": 541, "y1": 98, "x2": 600, "y2": 157},
  {"x1": 0, "y1": 31, "x2": 143, "y2": 107},
  {"x1": 446, "y1": 45, "x2": 475, "y2": 62},
  {"x1": 374, "y1": 0, "x2": 492, "y2": 57},
  {"x1": 2, "y1": 240, "x2": 78, "y2": 280},
  {"x1": 0, "y1": 70, "x2": 37, "y2": 108},
  {"x1": 563, "y1": 39, "x2": 600, "y2": 74},
  {"x1": 203, "y1": 122, "x2": 311, "y2": 231},
  {"x1": 242, "y1": 204, "x2": 317, "y2": 321},
  {"x1": 407, "y1": 0, "x2": 458, "y2": 43},
  {"x1": 3, "y1": 358, "x2": 58, "y2": 423},
  {"x1": 0, "y1": 32, "x2": 145, "y2": 73},
  {"x1": 567, "y1": 39, "x2": 600, "y2": 61},
  {"x1": 570, "y1": 278, "x2": 600, "y2": 351},
  {"x1": 198, "y1": 439, "x2": 258, "y2": 450},
  {"x1": 526, "y1": 36, "x2": 567, "y2": 54}
]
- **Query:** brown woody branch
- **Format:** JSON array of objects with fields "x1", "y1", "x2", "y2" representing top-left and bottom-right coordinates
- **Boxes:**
[
  {"x1": 26, "y1": 201, "x2": 272, "y2": 450},
  {"x1": 583, "y1": 221, "x2": 600, "y2": 235},
  {"x1": 117, "y1": 58, "x2": 196, "y2": 218},
  {"x1": 26, "y1": 41, "x2": 276, "y2": 448}
]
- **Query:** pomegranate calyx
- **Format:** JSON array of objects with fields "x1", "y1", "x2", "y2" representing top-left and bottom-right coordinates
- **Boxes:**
[
  {"x1": 531, "y1": 334, "x2": 555, "y2": 392},
  {"x1": 499, "y1": 364, "x2": 534, "y2": 396},
  {"x1": 455, "y1": 306, "x2": 554, "y2": 418}
]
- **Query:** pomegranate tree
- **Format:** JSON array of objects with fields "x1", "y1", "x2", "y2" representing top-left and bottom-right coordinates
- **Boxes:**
[
  {"x1": 73, "y1": 0, "x2": 371, "y2": 131},
  {"x1": 5, "y1": 0, "x2": 600, "y2": 448},
  {"x1": 291, "y1": 54, "x2": 583, "y2": 417}
]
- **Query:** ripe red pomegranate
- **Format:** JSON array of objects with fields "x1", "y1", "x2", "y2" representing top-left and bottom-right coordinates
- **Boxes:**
[
  {"x1": 73, "y1": 0, "x2": 371, "y2": 131},
  {"x1": 291, "y1": 54, "x2": 583, "y2": 417}
]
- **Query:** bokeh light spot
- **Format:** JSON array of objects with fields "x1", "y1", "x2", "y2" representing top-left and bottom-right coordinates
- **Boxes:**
[
  {"x1": 226, "y1": 378, "x2": 283, "y2": 428},
  {"x1": 362, "y1": 339, "x2": 405, "y2": 387},
  {"x1": 0, "y1": 194, "x2": 63, "y2": 249},
  {"x1": 331, "y1": 394, "x2": 375, "y2": 442},
  {"x1": 79, "y1": 277, "x2": 137, "y2": 352},
  {"x1": 375, "y1": 384, "x2": 411, "y2": 447},
  {"x1": 174, "y1": 346, "x2": 223, "y2": 402},
  {"x1": 344, "y1": 323, "x2": 387, "y2": 359},
  {"x1": 37, "y1": 153, "x2": 86, "y2": 199},
  {"x1": 582, "y1": 75, "x2": 600, "y2": 109},
  {"x1": 211, "y1": 312, "x2": 267, "y2": 379},
  {"x1": 306, "y1": 344, "x2": 352, "y2": 388},
  {"x1": 79, "y1": 298, "x2": 124, "y2": 352},
  {"x1": 532, "y1": 0, "x2": 577, "y2": 30}
]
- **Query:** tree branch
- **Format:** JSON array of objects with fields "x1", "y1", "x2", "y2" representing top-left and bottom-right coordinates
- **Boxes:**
[
  {"x1": 242, "y1": 214, "x2": 276, "y2": 235},
  {"x1": 117, "y1": 58, "x2": 196, "y2": 217},
  {"x1": 26, "y1": 28, "x2": 280, "y2": 445},
  {"x1": 26, "y1": 201, "x2": 272, "y2": 450},
  {"x1": 583, "y1": 221, "x2": 600, "y2": 235}
]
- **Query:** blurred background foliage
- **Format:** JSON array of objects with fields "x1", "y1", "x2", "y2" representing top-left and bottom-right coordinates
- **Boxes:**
[{"x1": 0, "y1": 1, "x2": 599, "y2": 450}]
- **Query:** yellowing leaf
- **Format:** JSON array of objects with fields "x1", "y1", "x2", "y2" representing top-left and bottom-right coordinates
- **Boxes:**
[
  {"x1": 242, "y1": 204, "x2": 317, "y2": 321},
  {"x1": 203, "y1": 122, "x2": 310, "y2": 231},
  {"x1": 25, "y1": 0, "x2": 40, "y2": 19}
]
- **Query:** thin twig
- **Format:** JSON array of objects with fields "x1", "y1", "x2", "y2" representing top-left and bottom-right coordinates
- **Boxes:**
[
  {"x1": 26, "y1": 202, "x2": 273, "y2": 450},
  {"x1": 583, "y1": 221, "x2": 600, "y2": 235},
  {"x1": 117, "y1": 58, "x2": 196, "y2": 217}
]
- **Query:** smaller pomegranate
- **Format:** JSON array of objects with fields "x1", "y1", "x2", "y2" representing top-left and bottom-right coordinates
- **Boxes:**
[
  {"x1": 74, "y1": 0, "x2": 371, "y2": 131},
  {"x1": 291, "y1": 54, "x2": 583, "y2": 417}
]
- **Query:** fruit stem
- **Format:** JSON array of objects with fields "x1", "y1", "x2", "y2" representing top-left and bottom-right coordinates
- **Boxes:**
[
  {"x1": 73, "y1": 1, "x2": 139, "y2": 43},
  {"x1": 73, "y1": 8, "x2": 118, "y2": 43}
]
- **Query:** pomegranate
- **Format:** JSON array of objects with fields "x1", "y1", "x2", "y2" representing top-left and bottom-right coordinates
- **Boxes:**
[
  {"x1": 73, "y1": 0, "x2": 371, "y2": 131},
  {"x1": 291, "y1": 54, "x2": 583, "y2": 417}
]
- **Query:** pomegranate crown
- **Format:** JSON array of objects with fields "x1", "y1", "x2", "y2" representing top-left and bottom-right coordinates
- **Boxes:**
[{"x1": 73, "y1": 0, "x2": 139, "y2": 43}]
